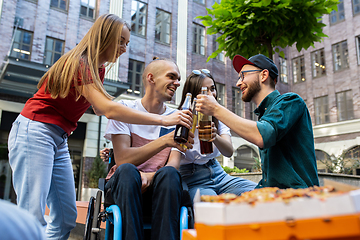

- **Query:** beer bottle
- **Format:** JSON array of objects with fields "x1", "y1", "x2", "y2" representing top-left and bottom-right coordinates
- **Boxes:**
[
  {"x1": 174, "y1": 93, "x2": 192, "y2": 144},
  {"x1": 198, "y1": 87, "x2": 212, "y2": 141},
  {"x1": 180, "y1": 98, "x2": 198, "y2": 149}
]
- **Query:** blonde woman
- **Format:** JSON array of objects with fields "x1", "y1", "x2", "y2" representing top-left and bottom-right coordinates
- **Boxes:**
[{"x1": 7, "y1": 14, "x2": 191, "y2": 240}]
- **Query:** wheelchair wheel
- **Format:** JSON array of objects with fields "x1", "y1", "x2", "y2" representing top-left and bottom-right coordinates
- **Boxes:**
[
  {"x1": 187, "y1": 206, "x2": 195, "y2": 229},
  {"x1": 90, "y1": 190, "x2": 102, "y2": 240},
  {"x1": 83, "y1": 196, "x2": 95, "y2": 240}
]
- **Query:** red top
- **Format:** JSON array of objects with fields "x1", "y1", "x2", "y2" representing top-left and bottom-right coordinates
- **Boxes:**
[{"x1": 21, "y1": 67, "x2": 106, "y2": 136}]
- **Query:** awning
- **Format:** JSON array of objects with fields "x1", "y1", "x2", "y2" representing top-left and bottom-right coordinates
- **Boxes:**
[
  {"x1": 0, "y1": 56, "x2": 49, "y2": 98},
  {"x1": 0, "y1": 56, "x2": 130, "y2": 98}
]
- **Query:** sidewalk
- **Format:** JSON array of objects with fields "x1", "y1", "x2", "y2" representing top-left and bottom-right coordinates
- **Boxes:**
[{"x1": 46, "y1": 201, "x2": 105, "y2": 240}]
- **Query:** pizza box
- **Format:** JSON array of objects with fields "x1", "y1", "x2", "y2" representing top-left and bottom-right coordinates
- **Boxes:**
[
  {"x1": 194, "y1": 180, "x2": 360, "y2": 226},
  {"x1": 191, "y1": 180, "x2": 360, "y2": 240}
]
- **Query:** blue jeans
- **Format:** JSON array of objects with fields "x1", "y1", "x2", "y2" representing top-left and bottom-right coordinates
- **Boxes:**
[
  {"x1": 8, "y1": 114, "x2": 77, "y2": 240},
  {"x1": 106, "y1": 164, "x2": 182, "y2": 240},
  {"x1": 180, "y1": 159, "x2": 257, "y2": 200}
]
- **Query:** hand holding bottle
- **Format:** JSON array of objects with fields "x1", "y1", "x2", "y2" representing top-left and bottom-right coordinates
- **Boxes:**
[
  {"x1": 174, "y1": 93, "x2": 192, "y2": 143},
  {"x1": 195, "y1": 93, "x2": 219, "y2": 117},
  {"x1": 198, "y1": 87, "x2": 213, "y2": 154}
]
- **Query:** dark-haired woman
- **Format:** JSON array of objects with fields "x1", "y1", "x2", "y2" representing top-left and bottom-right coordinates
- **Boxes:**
[{"x1": 168, "y1": 69, "x2": 257, "y2": 201}]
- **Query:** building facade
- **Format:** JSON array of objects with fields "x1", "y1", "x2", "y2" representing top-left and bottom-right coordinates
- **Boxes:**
[
  {"x1": 0, "y1": 0, "x2": 268, "y2": 201},
  {"x1": 2, "y1": 0, "x2": 355, "y2": 202},
  {"x1": 286, "y1": 0, "x2": 360, "y2": 174}
]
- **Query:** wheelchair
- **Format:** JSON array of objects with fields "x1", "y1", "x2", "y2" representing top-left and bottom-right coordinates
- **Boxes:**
[{"x1": 83, "y1": 150, "x2": 194, "y2": 240}]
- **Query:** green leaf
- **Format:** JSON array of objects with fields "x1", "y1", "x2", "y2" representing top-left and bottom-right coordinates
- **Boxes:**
[
  {"x1": 279, "y1": 51, "x2": 285, "y2": 58},
  {"x1": 263, "y1": 0, "x2": 271, "y2": 6}
]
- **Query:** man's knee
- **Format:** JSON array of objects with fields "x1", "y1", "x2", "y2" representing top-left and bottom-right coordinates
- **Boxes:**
[
  {"x1": 114, "y1": 163, "x2": 138, "y2": 178},
  {"x1": 153, "y1": 166, "x2": 181, "y2": 190},
  {"x1": 156, "y1": 166, "x2": 180, "y2": 180},
  {"x1": 110, "y1": 163, "x2": 141, "y2": 193}
]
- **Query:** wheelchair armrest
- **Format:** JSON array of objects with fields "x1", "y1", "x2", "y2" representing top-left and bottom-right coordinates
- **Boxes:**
[{"x1": 98, "y1": 178, "x2": 106, "y2": 191}]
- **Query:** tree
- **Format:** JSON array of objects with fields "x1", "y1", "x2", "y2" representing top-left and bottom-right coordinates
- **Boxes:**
[
  {"x1": 86, "y1": 155, "x2": 107, "y2": 188},
  {"x1": 197, "y1": 0, "x2": 339, "y2": 60}
]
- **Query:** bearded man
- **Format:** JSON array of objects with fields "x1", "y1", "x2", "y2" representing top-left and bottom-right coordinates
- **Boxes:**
[{"x1": 196, "y1": 54, "x2": 319, "y2": 189}]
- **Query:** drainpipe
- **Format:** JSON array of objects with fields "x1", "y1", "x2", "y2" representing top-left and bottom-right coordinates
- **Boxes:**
[{"x1": 97, "y1": 115, "x2": 102, "y2": 156}]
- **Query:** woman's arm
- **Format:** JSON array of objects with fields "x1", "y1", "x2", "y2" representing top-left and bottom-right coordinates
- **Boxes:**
[
  {"x1": 166, "y1": 150, "x2": 182, "y2": 170},
  {"x1": 83, "y1": 84, "x2": 192, "y2": 128},
  {"x1": 212, "y1": 134, "x2": 233, "y2": 158}
]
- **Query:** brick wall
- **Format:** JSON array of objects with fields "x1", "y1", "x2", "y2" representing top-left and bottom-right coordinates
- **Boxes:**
[{"x1": 287, "y1": 1, "x2": 360, "y2": 143}]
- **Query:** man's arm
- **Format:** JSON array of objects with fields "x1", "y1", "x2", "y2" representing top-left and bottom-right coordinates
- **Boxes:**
[
  {"x1": 196, "y1": 94, "x2": 264, "y2": 148},
  {"x1": 111, "y1": 131, "x2": 194, "y2": 167}
]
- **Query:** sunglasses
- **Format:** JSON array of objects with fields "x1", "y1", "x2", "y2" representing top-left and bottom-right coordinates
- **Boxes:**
[{"x1": 192, "y1": 69, "x2": 210, "y2": 75}]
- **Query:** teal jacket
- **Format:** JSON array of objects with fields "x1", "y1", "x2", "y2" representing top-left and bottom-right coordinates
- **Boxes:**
[{"x1": 255, "y1": 90, "x2": 319, "y2": 189}]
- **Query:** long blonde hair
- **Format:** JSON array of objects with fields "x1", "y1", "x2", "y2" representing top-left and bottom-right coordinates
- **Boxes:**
[{"x1": 38, "y1": 14, "x2": 130, "y2": 100}]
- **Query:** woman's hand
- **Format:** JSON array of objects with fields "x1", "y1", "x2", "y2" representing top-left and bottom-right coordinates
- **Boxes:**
[
  {"x1": 208, "y1": 122, "x2": 217, "y2": 142},
  {"x1": 100, "y1": 148, "x2": 110, "y2": 162},
  {"x1": 162, "y1": 110, "x2": 192, "y2": 129}
]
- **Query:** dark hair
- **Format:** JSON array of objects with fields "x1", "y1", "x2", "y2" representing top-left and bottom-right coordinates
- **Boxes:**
[{"x1": 179, "y1": 71, "x2": 219, "y2": 132}]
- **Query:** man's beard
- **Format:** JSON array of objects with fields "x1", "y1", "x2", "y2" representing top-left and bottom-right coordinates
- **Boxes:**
[{"x1": 242, "y1": 77, "x2": 261, "y2": 102}]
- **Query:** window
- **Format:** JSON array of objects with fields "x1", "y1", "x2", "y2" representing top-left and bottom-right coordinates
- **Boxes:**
[
  {"x1": 231, "y1": 87, "x2": 243, "y2": 116},
  {"x1": 213, "y1": 34, "x2": 224, "y2": 62},
  {"x1": 316, "y1": 150, "x2": 332, "y2": 173},
  {"x1": 279, "y1": 57, "x2": 288, "y2": 83},
  {"x1": 50, "y1": 0, "x2": 67, "y2": 10},
  {"x1": 155, "y1": 9, "x2": 171, "y2": 44},
  {"x1": 336, "y1": 90, "x2": 354, "y2": 121},
  {"x1": 353, "y1": 0, "x2": 360, "y2": 16},
  {"x1": 194, "y1": 0, "x2": 205, "y2": 4},
  {"x1": 330, "y1": 0, "x2": 345, "y2": 24},
  {"x1": 292, "y1": 55, "x2": 305, "y2": 83},
  {"x1": 311, "y1": 49, "x2": 326, "y2": 78},
  {"x1": 80, "y1": 0, "x2": 95, "y2": 19},
  {"x1": 215, "y1": 82, "x2": 225, "y2": 106},
  {"x1": 332, "y1": 40, "x2": 349, "y2": 72},
  {"x1": 193, "y1": 24, "x2": 205, "y2": 55},
  {"x1": 10, "y1": 29, "x2": 33, "y2": 60},
  {"x1": 234, "y1": 145, "x2": 260, "y2": 170},
  {"x1": 344, "y1": 146, "x2": 360, "y2": 161},
  {"x1": 44, "y1": 37, "x2": 64, "y2": 66},
  {"x1": 356, "y1": 36, "x2": 360, "y2": 65},
  {"x1": 127, "y1": 59, "x2": 144, "y2": 97},
  {"x1": 131, "y1": 0, "x2": 147, "y2": 37},
  {"x1": 314, "y1": 95, "x2": 330, "y2": 125},
  {"x1": 249, "y1": 102, "x2": 257, "y2": 121}
]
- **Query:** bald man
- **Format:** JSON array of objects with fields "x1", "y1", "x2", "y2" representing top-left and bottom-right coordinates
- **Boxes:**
[{"x1": 103, "y1": 59, "x2": 193, "y2": 240}]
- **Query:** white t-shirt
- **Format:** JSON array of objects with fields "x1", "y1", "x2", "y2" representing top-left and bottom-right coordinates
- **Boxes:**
[
  {"x1": 104, "y1": 99, "x2": 176, "y2": 177},
  {"x1": 176, "y1": 120, "x2": 231, "y2": 165}
]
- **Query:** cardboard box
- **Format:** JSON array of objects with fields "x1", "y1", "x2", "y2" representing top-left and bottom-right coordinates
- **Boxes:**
[
  {"x1": 191, "y1": 180, "x2": 360, "y2": 240},
  {"x1": 194, "y1": 180, "x2": 360, "y2": 226},
  {"x1": 195, "y1": 189, "x2": 360, "y2": 226}
]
